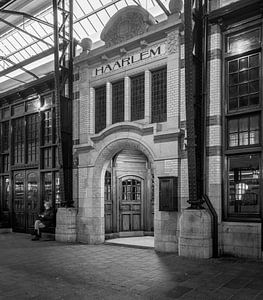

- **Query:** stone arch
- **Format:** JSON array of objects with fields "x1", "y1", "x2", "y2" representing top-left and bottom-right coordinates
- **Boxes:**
[
  {"x1": 94, "y1": 137, "x2": 155, "y2": 175},
  {"x1": 92, "y1": 138, "x2": 155, "y2": 231}
]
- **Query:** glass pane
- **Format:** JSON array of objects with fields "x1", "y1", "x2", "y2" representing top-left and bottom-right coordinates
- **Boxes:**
[
  {"x1": 95, "y1": 85, "x2": 106, "y2": 133},
  {"x1": 229, "y1": 60, "x2": 238, "y2": 73},
  {"x1": 228, "y1": 154, "x2": 260, "y2": 215},
  {"x1": 14, "y1": 173, "x2": 24, "y2": 211},
  {"x1": 151, "y1": 67, "x2": 167, "y2": 123},
  {"x1": 228, "y1": 29, "x2": 260, "y2": 54},
  {"x1": 249, "y1": 68, "x2": 259, "y2": 81},
  {"x1": 250, "y1": 115, "x2": 259, "y2": 130},
  {"x1": 239, "y1": 70, "x2": 248, "y2": 83},
  {"x1": 229, "y1": 73, "x2": 238, "y2": 85},
  {"x1": 239, "y1": 83, "x2": 248, "y2": 95},
  {"x1": 239, "y1": 96, "x2": 248, "y2": 108},
  {"x1": 55, "y1": 172, "x2": 61, "y2": 207},
  {"x1": 249, "y1": 54, "x2": 259, "y2": 68},
  {"x1": 239, "y1": 117, "x2": 248, "y2": 131},
  {"x1": 131, "y1": 74, "x2": 145, "y2": 121},
  {"x1": 239, "y1": 132, "x2": 248, "y2": 145},
  {"x1": 249, "y1": 81, "x2": 259, "y2": 93},
  {"x1": 239, "y1": 57, "x2": 248, "y2": 70},
  {"x1": 43, "y1": 172, "x2": 52, "y2": 204},
  {"x1": 229, "y1": 98, "x2": 238, "y2": 110},
  {"x1": 250, "y1": 131, "x2": 259, "y2": 145},
  {"x1": 229, "y1": 133, "x2": 238, "y2": 147},
  {"x1": 249, "y1": 94, "x2": 259, "y2": 106},
  {"x1": 229, "y1": 119, "x2": 238, "y2": 133},
  {"x1": 229, "y1": 86, "x2": 238, "y2": 97},
  {"x1": 2, "y1": 177, "x2": 10, "y2": 211},
  {"x1": 112, "y1": 80, "x2": 124, "y2": 124},
  {"x1": 27, "y1": 172, "x2": 38, "y2": 211}
]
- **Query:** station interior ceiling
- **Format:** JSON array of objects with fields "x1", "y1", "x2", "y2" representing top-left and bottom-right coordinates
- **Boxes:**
[{"x1": 0, "y1": 0, "x2": 170, "y2": 94}]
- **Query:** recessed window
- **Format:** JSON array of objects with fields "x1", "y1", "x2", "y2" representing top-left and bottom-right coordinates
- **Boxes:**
[
  {"x1": 95, "y1": 85, "x2": 106, "y2": 134},
  {"x1": 131, "y1": 74, "x2": 145, "y2": 121},
  {"x1": 151, "y1": 67, "x2": 167, "y2": 123},
  {"x1": 12, "y1": 117, "x2": 24, "y2": 165},
  {"x1": 228, "y1": 115, "x2": 260, "y2": 148},
  {"x1": 26, "y1": 114, "x2": 39, "y2": 163},
  {"x1": 227, "y1": 28, "x2": 260, "y2": 54},
  {"x1": 227, "y1": 154, "x2": 260, "y2": 217},
  {"x1": 227, "y1": 53, "x2": 260, "y2": 111},
  {"x1": 112, "y1": 80, "x2": 124, "y2": 124}
]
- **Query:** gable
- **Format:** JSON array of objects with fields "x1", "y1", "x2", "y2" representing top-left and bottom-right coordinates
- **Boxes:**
[{"x1": 100, "y1": 5, "x2": 156, "y2": 48}]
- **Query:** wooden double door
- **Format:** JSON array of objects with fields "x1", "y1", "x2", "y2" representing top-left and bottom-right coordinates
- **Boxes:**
[
  {"x1": 105, "y1": 175, "x2": 153, "y2": 234},
  {"x1": 12, "y1": 170, "x2": 39, "y2": 232}
]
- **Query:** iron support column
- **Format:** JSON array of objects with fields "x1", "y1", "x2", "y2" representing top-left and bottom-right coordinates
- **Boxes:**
[{"x1": 53, "y1": 0, "x2": 74, "y2": 207}]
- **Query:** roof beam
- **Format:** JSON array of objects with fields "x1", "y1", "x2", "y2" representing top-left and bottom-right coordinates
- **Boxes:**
[
  {"x1": 74, "y1": 0, "x2": 122, "y2": 24},
  {"x1": 0, "y1": 46, "x2": 56, "y2": 78},
  {"x1": 0, "y1": 56, "x2": 39, "y2": 79},
  {"x1": 0, "y1": 9, "x2": 54, "y2": 28},
  {"x1": 0, "y1": 17, "x2": 53, "y2": 47},
  {"x1": 154, "y1": 0, "x2": 170, "y2": 16}
]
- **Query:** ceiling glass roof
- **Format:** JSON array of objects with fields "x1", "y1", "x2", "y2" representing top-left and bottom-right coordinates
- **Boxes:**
[{"x1": 0, "y1": 0, "x2": 170, "y2": 88}]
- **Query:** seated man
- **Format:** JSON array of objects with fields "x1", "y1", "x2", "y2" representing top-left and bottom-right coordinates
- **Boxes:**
[{"x1": 32, "y1": 201, "x2": 55, "y2": 241}]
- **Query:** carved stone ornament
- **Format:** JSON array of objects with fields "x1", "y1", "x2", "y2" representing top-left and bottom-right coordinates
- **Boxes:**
[
  {"x1": 167, "y1": 30, "x2": 179, "y2": 54},
  {"x1": 100, "y1": 6, "x2": 156, "y2": 48}
]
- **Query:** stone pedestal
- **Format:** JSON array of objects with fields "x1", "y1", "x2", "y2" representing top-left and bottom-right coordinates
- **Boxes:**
[
  {"x1": 179, "y1": 209, "x2": 212, "y2": 258},
  {"x1": 55, "y1": 207, "x2": 77, "y2": 243}
]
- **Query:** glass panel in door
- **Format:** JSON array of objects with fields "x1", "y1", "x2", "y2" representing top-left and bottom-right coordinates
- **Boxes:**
[
  {"x1": 13, "y1": 172, "x2": 25, "y2": 231},
  {"x1": 120, "y1": 178, "x2": 143, "y2": 232},
  {"x1": 26, "y1": 172, "x2": 39, "y2": 230}
]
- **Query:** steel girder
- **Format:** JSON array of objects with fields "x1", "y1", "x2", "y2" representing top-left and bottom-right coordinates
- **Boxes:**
[{"x1": 53, "y1": 0, "x2": 73, "y2": 207}]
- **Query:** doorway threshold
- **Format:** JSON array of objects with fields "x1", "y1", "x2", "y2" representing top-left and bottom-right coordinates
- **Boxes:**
[{"x1": 105, "y1": 236, "x2": 154, "y2": 249}]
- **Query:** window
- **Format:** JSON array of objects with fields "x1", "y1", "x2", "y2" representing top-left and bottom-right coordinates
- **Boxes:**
[
  {"x1": 112, "y1": 80, "x2": 124, "y2": 124},
  {"x1": 227, "y1": 53, "x2": 260, "y2": 111},
  {"x1": 43, "y1": 148, "x2": 52, "y2": 169},
  {"x1": 151, "y1": 67, "x2": 167, "y2": 123},
  {"x1": 131, "y1": 74, "x2": 145, "y2": 121},
  {"x1": 12, "y1": 118, "x2": 24, "y2": 165},
  {"x1": 104, "y1": 171, "x2": 111, "y2": 202},
  {"x1": 95, "y1": 85, "x2": 106, "y2": 133},
  {"x1": 26, "y1": 114, "x2": 39, "y2": 163},
  {"x1": 159, "y1": 177, "x2": 178, "y2": 211},
  {"x1": 227, "y1": 154, "x2": 260, "y2": 216},
  {"x1": 228, "y1": 115, "x2": 260, "y2": 148},
  {"x1": 122, "y1": 179, "x2": 141, "y2": 201},
  {"x1": 224, "y1": 24, "x2": 262, "y2": 220},
  {"x1": 1, "y1": 121, "x2": 9, "y2": 152},
  {"x1": 43, "y1": 110, "x2": 53, "y2": 145}
]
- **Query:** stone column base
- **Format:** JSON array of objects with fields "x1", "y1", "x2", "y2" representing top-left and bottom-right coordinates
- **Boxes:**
[
  {"x1": 179, "y1": 209, "x2": 212, "y2": 259},
  {"x1": 55, "y1": 207, "x2": 77, "y2": 243}
]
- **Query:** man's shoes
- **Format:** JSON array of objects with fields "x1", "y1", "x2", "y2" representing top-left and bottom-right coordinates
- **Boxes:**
[{"x1": 31, "y1": 235, "x2": 40, "y2": 241}]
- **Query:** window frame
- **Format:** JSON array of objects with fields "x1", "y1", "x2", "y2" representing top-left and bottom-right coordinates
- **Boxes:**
[
  {"x1": 94, "y1": 85, "x2": 107, "y2": 134},
  {"x1": 112, "y1": 79, "x2": 124, "y2": 124},
  {"x1": 131, "y1": 73, "x2": 145, "y2": 121},
  {"x1": 223, "y1": 20, "x2": 263, "y2": 221},
  {"x1": 151, "y1": 66, "x2": 167, "y2": 124}
]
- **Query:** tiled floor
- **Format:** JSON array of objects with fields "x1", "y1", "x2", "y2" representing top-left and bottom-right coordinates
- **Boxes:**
[{"x1": 1, "y1": 232, "x2": 263, "y2": 299}]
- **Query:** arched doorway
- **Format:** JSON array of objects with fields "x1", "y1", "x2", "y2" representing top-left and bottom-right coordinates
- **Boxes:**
[{"x1": 104, "y1": 149, "x2": 154, "y2": 237}]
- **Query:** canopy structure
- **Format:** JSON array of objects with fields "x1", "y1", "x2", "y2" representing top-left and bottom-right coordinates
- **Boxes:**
[{"x1": 0, "y1": 0, "x2": 170, "y2": 93}]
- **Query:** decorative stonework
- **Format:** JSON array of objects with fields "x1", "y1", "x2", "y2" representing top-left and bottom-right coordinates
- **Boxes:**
[
  {"x1": 100, "y1": 6, "x2": 155, "y2": 48},
  {"x1": 167, "y1": 30, "x2": 179, "y2": 54}
]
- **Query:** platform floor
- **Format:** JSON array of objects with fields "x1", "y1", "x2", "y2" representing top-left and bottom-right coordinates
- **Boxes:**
[
  {"x1": 105, "y1": 236, "x2": 154, "y2": 248},
  {"x1": 1, "y1": 232, "x2": 263, "y2": 299}
]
